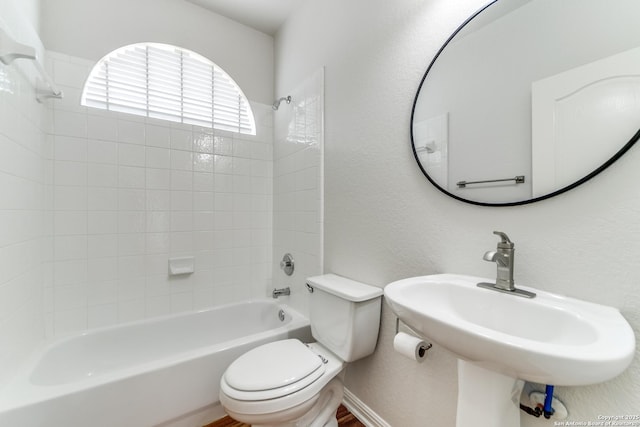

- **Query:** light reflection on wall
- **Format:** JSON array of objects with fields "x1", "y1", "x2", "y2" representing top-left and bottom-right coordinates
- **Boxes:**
[{"x1": 0, "y1": 66, "x2": 15, "y2": 94}]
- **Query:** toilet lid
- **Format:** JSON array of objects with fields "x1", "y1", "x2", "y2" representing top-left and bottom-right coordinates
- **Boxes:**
[{"x1": 224, "y1": 339, "x2": 324, "y2": 395}]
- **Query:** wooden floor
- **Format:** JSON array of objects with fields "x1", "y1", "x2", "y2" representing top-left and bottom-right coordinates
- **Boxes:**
[{"x1": 203, "y1": 404, "x2": 365, "y2": 427}]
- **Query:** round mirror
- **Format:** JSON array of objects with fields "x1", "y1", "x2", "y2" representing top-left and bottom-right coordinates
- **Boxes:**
[{"x1": 411, "y1": 0, "x2": 640, "y2": 206}]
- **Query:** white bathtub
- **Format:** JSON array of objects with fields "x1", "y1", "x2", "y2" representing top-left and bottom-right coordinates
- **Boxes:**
[{"x1": 0, "y1": 300, "x2": 310, "y2": 427}]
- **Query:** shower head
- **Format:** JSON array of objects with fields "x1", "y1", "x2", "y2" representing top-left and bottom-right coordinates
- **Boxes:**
[{"x1": 272, "y1": 95, "x2": 292, "y2": 110}]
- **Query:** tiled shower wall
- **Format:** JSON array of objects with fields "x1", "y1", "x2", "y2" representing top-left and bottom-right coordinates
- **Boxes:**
[
  {"x1": 46, "y1": 52, "x2": 274, "y2": 336},
  {"x1": 0, "y1": 12, "x2": 48, "y2": 382},
  {"x1": 272, "y1": 69, "x2": 324, "y2": 316}
]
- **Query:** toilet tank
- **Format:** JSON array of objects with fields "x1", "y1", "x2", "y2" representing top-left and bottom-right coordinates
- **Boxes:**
[{"x1": 306, "y1": 274, "x2": 383, "y2": 362}]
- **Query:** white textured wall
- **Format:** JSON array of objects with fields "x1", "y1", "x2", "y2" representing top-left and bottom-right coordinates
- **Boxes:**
[
  {"x1": 45, "y1": 51, "x2": 274, "y2": 336},
  {"x1": 276, "y1": 0, "x2": 640, "y2": 425},
  {"x1": 0, "y1": 0, "x2": 48, "y2": 385},
  {"x1": 40, "y1": 0, "x2": 274, "y2": 104}
]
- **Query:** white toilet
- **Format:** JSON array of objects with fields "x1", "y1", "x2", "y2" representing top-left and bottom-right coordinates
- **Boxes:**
[{"x1": 219, "y1": 274, "x2": 383, "y2": 427}]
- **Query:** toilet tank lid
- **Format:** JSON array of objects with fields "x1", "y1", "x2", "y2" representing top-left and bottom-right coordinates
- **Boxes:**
[{"x1": 306, "y1": 274, "x2": 383, "y2": 302}]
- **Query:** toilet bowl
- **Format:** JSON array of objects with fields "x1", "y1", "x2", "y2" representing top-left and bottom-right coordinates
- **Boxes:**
[
  {"x1": 220, "y1": 341, "x2": 345, "y2": 427},
  {"x1": 219, "y1": 274, "x2": 383, "y2": 427}
]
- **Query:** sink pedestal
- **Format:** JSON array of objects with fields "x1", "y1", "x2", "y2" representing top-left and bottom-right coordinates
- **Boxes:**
[{"x1": 457, "y1": 360, "x2": 524, "y2": 427}]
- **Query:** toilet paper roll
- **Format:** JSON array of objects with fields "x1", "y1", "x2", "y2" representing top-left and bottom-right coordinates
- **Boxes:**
[{"x1": 393, "y1": 332, "x2": 428, "y2": 362}]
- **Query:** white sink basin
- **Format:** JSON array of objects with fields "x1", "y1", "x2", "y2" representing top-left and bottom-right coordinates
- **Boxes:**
[{"x1": 385, "y1": 274, "x2": 635, "y2": 386}]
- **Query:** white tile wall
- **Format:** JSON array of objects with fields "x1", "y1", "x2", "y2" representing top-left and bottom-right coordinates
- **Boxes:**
[
  {"x1": 0, "y1": 39, "x2": 49, "y2": 383},
  {"x1": 46, "y1": 51, "x2": 274, "y2": 336},
  {"x1": 272, "y1": 69, "x2": 324, "y2": 315}
]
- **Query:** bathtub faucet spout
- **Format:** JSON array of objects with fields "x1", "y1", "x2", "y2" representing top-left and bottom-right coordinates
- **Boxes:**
[{"x1": 272, "y1": 287, "x2": 290, "y2": 298}]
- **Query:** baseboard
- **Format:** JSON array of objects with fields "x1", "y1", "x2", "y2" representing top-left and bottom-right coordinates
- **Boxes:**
[
  {"x1": 342, "y1": 388, "x2": 391, "y2": 427},
  {"x1": 156, "y1": 402, "x2": 226, "y2": 427}
]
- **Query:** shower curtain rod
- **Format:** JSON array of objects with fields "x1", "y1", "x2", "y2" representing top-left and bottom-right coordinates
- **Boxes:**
[{"x1": 0, "y1": 28, "x2": 64, "y2": 102}]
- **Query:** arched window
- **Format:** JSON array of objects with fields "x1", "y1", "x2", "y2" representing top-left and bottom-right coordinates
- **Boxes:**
[{"x1": 81, "y1": 43, "x2": 256, "y2": 135}]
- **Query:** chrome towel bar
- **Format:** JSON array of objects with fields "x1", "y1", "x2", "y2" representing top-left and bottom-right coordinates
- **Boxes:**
[{"x1": 457, "y1": 175, "x2": 525, "y2": 188}]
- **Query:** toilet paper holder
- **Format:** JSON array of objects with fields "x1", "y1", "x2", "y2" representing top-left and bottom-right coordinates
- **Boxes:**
[{"x1": 395, "y1": 317, "x2": 433, "y2": 352}]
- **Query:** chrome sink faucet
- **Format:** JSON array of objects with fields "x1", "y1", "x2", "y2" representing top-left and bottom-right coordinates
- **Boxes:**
[
  {"x1": 478, "y1": 231, "x2": 536, "y2": 298},
  {"x1": 483, "y1": 231, "x2": 515, "y2": 291}
]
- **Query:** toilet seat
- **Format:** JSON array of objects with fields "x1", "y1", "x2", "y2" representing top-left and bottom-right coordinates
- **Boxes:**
[
  {"x1": 222, "y1": 339, "x2": 326, "y2": 401},
  {"x1": 219, "y1": 341, "x2": 345, "y2": 417}
]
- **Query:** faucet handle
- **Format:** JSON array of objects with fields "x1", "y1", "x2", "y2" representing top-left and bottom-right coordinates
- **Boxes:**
[{"x1": 492, "y1": 231, "x2": 514, "y2": 248}]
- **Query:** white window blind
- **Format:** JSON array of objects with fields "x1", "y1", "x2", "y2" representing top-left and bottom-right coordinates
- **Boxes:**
[{"x1": 81, "y1": 43, "x2": 256, "y2": 135}]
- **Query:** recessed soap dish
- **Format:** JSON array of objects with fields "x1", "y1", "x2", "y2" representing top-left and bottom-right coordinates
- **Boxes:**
[{"x1": 168, "y1": 256, "x2": 195, "y2": 276}]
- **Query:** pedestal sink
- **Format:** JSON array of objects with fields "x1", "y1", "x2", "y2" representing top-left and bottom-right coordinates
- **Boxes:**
[{"x1": 384, "y1": 274, "x2": 635, "y2": 427}]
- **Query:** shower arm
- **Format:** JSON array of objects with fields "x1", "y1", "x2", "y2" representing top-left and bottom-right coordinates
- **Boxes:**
[{"x1": 272, "y1": 95, "x2": 292, "y2": 110}]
